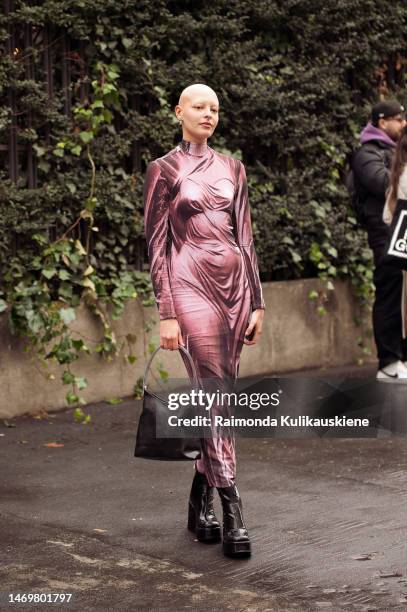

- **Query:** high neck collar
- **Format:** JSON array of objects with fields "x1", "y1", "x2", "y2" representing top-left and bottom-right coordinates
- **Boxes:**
[{"x1": 180, "y1": 139, "x2": 208, "y2": 157}]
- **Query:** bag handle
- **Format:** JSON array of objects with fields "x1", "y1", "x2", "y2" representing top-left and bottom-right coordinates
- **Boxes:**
[{"x1": 143, "y1": 345, "x2": 199, "y2": 392}]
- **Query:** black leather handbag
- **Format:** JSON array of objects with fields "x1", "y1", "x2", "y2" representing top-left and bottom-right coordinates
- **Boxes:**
[
  {"x1": 384, "y1": 198, "x2": 407, "y2": 270},
  {"x1": 134, "y1": 346, "x2": 201, "y2": 460}
]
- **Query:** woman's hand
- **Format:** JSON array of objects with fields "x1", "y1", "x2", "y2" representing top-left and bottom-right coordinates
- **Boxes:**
[
  {"x1": 160, "y1": 318, "x2": 184, "y2": 350},
  {"x1": 244, "y1": 309, "x2": 264, "y2": 345}
]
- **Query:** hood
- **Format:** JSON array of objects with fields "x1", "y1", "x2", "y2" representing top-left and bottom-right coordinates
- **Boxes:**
[{"x1": 360, "y1": 122, "x2": 396, "y2": 148}]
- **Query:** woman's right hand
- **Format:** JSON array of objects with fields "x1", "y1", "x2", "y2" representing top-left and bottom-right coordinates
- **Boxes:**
[{"x1": 160, "y1": 319, "x2": 184, "y2": 350}]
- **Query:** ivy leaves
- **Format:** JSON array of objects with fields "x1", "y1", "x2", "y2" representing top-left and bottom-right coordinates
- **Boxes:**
[{"x1": 1, "y1": 60, "x2": 152, "y2": 410}]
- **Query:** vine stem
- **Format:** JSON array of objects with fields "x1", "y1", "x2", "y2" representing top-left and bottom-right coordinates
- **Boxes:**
[
  {"x1": 87, "y1": 143, "x2": 96, "y2": 200},
  {"x1": 54, "y1": 217, "x2": 81, "y2": 243},
  {"x1": 85, "y1": 143, "x2": 97, "y2": 265},
  {"x1": 54, "y1": 142, "x2": 96, "y2": 255}
]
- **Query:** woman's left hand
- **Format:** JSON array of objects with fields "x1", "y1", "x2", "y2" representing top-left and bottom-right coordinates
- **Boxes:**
[{"x1": 244, "y1": 309, "x2": 264, "y2": 345}]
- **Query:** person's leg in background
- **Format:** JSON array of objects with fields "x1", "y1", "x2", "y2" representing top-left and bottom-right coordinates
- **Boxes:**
[{"x1": 372, "y1": 251, "x2": 405, "y2": 375}]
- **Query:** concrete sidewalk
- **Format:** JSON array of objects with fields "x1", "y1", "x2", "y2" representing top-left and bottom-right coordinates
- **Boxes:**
[{"x1": 1, "y1": 365, "x2": 407, "y2": 611}]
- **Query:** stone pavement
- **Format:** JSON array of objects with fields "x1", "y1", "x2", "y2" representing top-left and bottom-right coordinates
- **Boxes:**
[{"x1": 1, "y1": 364, "x2": 407, "y2": 611}]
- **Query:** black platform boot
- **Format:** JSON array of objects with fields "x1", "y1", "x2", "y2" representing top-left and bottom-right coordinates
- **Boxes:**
[
  {"x1": 187, "y1": 471, "x2": 221, "y2": 543},
  {"x1": 217, "y1": 483, "x2": 251, "y2": 556}
]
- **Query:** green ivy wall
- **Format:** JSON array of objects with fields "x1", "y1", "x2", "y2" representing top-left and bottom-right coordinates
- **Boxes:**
[{"x1": 1, "y1": 0, "x2": 407, "y2": 305}]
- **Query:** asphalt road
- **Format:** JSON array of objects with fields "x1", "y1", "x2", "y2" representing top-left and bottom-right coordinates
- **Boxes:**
[{"x1": 1, "y1": 366, "x2": 407, "y2": 611}]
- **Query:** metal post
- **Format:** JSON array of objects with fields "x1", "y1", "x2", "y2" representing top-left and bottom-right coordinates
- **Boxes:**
[
  {"x1": 24, "y1": 21, "x2": 37, "y2": 188},
  {"x1": 5, "y1": 0, "x2": 18, "y2": 184}
]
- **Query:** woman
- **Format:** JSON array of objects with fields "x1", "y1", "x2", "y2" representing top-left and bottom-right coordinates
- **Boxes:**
[
  {"x1": 144, "y1": 83, "x2": 265, "y2": 557},
  {"x1": 383, "y1": 124, "x2": 407, "y2": 345}
]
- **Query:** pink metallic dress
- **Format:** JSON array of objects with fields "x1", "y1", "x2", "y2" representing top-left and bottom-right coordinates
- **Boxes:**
[
  {"x1": 144, "y1": 138, "x2": 265, "y2": 486},
  {"x1": 144, "y1": 139, "x2": 265, "y2": 378}
]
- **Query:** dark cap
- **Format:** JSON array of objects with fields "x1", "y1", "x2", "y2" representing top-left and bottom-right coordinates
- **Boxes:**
[{"x1": 372, "y1": 100, "x2": 405, "y2": 124}]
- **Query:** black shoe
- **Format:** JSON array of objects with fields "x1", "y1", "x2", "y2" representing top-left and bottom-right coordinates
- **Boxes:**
[
  {"x1": 217, "y1": 484, "x2": 251, "y2": 557},
  {"x1": 187, "y1": 471, "x2": 221, "y2": 543}
]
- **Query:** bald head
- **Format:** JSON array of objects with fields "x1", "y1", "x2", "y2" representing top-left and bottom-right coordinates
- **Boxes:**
[
  {"x1": 175, "y1": 83, "x2": 219, "y2": 143},
  {"x1": 178, "y1": 83, "x2": 219, "y2": 107}
]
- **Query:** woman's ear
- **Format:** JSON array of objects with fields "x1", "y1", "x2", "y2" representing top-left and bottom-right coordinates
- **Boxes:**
[{"x1": 174, "y1": 104, "x2": 182, "y2": 122}]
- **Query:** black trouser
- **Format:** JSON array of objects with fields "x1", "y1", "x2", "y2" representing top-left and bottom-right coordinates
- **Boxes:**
[{"x1": 369, "y1": 231, "x2": 407, "y2": 369}]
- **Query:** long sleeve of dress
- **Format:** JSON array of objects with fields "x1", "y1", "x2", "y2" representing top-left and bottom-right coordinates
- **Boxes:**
[
  {"x1": 144, "y1": 161, "x2": 176, "y2": 320},
  {"x1": 233, "y1": 160, "x2": 265, "y2": 310}
]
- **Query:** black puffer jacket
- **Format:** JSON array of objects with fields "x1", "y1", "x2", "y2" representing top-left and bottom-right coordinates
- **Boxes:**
[{"x1": 352, "y1": 139, "x2": 393, "y2": 257}]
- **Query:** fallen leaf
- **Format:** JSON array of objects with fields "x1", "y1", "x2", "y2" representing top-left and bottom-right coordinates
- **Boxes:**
[
  {"x1": 377, "y1": 571, "x2": 402, "y2": 578},
  {"x1": 93, "y1": 528, "x2": 107, "y2": 533},
  {"x1": 2, "y1": 420, "x2": 16, "y2": 428},
  {"x1": 43, "y1": 442, "x2": 64, "y2": 448}
]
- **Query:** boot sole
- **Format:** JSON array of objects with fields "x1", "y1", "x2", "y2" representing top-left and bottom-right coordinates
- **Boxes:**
[
  {"x1": 223, "y1": 540, "x2": 251, "y2": 556},
  {"x1": 188, "y1": 505, "x2": 221, "y2": 543}
]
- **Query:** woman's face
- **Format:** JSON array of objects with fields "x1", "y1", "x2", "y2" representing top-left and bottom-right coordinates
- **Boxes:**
[{"x1": 175, "y1": 90, "x2": 219, "y2": 143}]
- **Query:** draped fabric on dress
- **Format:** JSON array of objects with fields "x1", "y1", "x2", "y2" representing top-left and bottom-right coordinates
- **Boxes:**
[{"x1": 144, "y1": 139, "x2": 265, "y2": 487}]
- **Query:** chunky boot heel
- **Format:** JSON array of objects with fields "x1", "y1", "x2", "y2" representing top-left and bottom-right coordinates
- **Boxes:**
[
  {"x1": 187, "y1": 471, "x2": 221, "y2": 543},
  {"x1": 217, "y1": 484, "x2": 251, "y2": 557},
  {"x1": 223, "y1": 539, "x2": 251, "y2": 556}
]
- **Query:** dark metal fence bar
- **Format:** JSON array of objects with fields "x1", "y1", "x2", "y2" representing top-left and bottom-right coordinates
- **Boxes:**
[
  {"x1": 42, "y1": 23, "x2": 53, "y2": 147},
  {"x1": 61, "y1": 34, "x2": 72, "y2": 116},
  {"x1": 5, "y1": 0, "x2": 18, "y2": 183},
  {"x1": 24, "y1": 21, "x2": 37, "y2": 188}
]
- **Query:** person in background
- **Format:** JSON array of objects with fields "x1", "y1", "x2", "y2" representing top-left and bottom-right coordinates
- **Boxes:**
[
  {"x1": 382, "y1": 124, "x2": 407, "y2": 350},
  {"x1": 352, "y1": 100, "x2": 407, "y2": 380}
]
